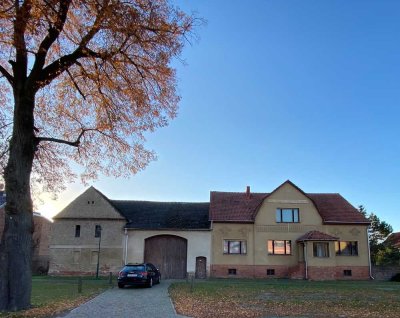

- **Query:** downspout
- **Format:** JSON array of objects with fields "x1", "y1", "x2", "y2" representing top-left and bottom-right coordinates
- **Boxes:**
[
  {"x1": 124, "y1": 228, "x2": 128, "y2": 264},
  {"x1": 367, "y1": 226, "x2": 374, "y2": 280},
  {"x1": 304, "y1": 242, "x2": 308, "y2": 280},
  {"x1": 253, "y1": 223, "x2": 256, "y2": 278}
]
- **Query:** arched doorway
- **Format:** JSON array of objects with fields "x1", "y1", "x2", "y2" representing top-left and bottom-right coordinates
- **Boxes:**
[
  {"x1": 144, "y1": 235, "x2": 187, "y2": 279},
  {"x1": 195, "y1": 256, "x2": 207, "y2": 279}
]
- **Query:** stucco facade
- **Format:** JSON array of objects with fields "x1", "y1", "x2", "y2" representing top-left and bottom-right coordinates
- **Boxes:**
[
  {"x1": 210, "y1": 182, "x2": 371, "y2": 280},
  {"x1": 49, "y1": 181, "x2": 371, "y2": 280}
]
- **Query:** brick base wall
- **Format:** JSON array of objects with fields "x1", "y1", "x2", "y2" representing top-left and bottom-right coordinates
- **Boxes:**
[{"x1": 211, "y1": 264, "x2": 370, "y2": 280}]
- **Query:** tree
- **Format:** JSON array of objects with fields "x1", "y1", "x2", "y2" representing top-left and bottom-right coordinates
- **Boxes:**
[
  {"x1": 358, "y1": 205, "x2": 394, "y2": 265},
  {"x1": 0, "y1": 0, "x2": 198, "y2": 311}
]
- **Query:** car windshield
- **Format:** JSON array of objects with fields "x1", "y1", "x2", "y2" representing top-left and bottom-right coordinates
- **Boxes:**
[{"x1": 124, "y1": 265, "x2": 145, "y2": 272}]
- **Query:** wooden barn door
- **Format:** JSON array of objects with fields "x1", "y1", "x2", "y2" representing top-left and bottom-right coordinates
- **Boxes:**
[{"x1": 144, "y1": 235, "x2": 187, "y2": 279}]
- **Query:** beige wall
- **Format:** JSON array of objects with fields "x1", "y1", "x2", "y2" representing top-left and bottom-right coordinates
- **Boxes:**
[
  {"x1": 55, "y1": 186, "x2": 125, "y2": 220},
  {"x1": 126, "y1": 230, "x2": 212, "y2": 275},
  {"x1": 211, "y1": 182, "x2": 370, "y2": 270},
  {"x1": 49, "y1": 219, "x2": 126, "y2": 275}
]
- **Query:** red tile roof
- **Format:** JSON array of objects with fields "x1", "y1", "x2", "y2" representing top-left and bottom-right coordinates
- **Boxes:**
[
  {"x1": 297, "y1": 230, "x2": 339, "y2": 242},
  {"x1": 210, "y1": 181, "x2": 370, "y2": 225},
  {"x1": 386, "y1": 232, "x2": 400, "y2": 248}
]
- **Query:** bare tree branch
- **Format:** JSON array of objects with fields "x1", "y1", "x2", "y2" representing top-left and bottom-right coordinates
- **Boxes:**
[
  {"x1": 28, "y1": 0, "x2": 72, "y2": 83},
  {"x1": 0, "y1": 64, "x2": 13, "y2": 84}
]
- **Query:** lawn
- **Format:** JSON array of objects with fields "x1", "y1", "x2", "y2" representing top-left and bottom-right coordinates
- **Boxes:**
[
  {"x1": 0, "y1": 276, "x2": 113, "y2": 318},
  {"x1": 169, "y1": 279, "x2": 400, "y2": 318}
]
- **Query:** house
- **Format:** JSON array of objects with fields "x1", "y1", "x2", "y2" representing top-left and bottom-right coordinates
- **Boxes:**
[
  {"x1": 49, "y1": 180, "x2": 371, "y2": 280},
  {"x1": 0, "y1": 190, "x2": 51, "y2": 274},
  {"x1": 386, "y1": 232, "x2": 400, "y2": 249},
  {"x1": 210, "y1": 181, "x2": 371, "y2": 280}
]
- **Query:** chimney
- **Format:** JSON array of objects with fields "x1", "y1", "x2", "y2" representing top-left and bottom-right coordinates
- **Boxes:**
[{"x1": 246, "y1": 186, "x2": 250, "y2": 197}]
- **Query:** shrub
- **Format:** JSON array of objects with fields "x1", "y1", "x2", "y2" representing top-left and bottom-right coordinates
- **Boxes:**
[{"x1": 390, "y1": 273, "x2": 400, "y2": 282}]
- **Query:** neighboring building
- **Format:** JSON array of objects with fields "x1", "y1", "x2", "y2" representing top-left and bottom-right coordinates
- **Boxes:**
[
  {"x1": 0, "y1": 191, "x2": 51, "y2": 274},
  {"x1": 49, "y1": 181, "x2": 371, "y2": 280},
  {"x1": 386, "y1": 232, "x2": 400, "y2": 249}
]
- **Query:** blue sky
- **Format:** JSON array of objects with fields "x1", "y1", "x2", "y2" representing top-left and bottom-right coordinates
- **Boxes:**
[{"x1": 41, "y1": 0, "x2": 400, "y2": 232}]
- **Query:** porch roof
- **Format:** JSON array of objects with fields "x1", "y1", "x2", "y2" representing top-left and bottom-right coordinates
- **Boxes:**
[{"x1": 296, "y1": 230, "x2": 339, "y2": 242}]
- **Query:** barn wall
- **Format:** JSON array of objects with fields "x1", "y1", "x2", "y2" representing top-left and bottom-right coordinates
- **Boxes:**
[{"x1": 126, "y1": 230, "x2": 212, "y2": 276}]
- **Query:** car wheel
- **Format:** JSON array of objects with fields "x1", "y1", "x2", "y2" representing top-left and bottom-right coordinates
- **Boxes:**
[
  {"x1": 147, "y1": 278, "x2": 153, "y2": 288},
  {"x1": 118, "y1": 283, "x2": 124, "y2": 289}
]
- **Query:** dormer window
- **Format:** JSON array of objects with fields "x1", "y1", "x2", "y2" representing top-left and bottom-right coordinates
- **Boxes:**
[{"x1": 276, "y1": 208, "x2": 299, "y2": 223}]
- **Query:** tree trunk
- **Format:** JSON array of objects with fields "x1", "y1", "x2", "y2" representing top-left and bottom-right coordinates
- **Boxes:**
[{"x1": 0, "y1": 88, "x2": 36, "y2": 311}]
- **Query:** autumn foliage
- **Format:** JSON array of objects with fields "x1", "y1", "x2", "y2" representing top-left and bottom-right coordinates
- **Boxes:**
[
  {"x1": 0, "y1": 0, "x2": 197, "y2": 311},
  {"x1": 0, "y1": 0, "x2": 195, "y2": 191}
]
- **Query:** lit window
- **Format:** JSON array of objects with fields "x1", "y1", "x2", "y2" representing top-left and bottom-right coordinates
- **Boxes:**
[
  {"x1": 268, "y1": 240, "x2": 291, "y2": 255},
  {"x1": 313, "y1": 242, "x2": 330, "y2": 257},
  {"x1": 276, "y1": 208, "x2": 299, "y2": 223},
  {"x1": 223, "y1": 240, "x2": 247, "y2": 254},
  {"x1": 335, "y1": 241, "x2": 358, "y2": 256}
]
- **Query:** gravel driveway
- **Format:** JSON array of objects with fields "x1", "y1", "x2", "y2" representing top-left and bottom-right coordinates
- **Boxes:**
[{"x1": 57, "y1": 280, "x2": 189, "y2": 318}]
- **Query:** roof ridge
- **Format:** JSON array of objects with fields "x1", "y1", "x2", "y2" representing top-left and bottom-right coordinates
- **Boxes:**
[{"x1": 111, "y1": 199, "x2": 209, "y2": 204}]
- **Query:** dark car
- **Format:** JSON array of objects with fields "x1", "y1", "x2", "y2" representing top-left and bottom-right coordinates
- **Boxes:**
[{"x1": 118, "y1": 263, "x2": 161, "y2": 288}]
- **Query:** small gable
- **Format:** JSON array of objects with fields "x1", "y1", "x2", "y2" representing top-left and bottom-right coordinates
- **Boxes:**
[{"x1": 54, "y1": 187, "x2": 125, "y2": 220}]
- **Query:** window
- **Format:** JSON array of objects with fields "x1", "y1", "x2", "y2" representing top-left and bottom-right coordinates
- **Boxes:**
[
  {"x1": 223, "y1": 240, "x2": 247, "y2": 254},
  {"x1": 343, "y1": 270, "x2": 352, "y2": 276},
  {"x1": 95, "y1": 225, "x2": 102, "y2": 238},
  {"x1": 335, "y1": 241, "x2": 358, "y2": 256},
  {"x1": 268, "y1": 240, "x2": 291, "y2": 255},
  {"x1": 313, "y1": 242, "x2": 330, "y2": 257},
  {"x1": 228, "y1": 268, "x2": 237, "y2": 275},
  {"x1": 267, "y1": 269, "x2": 275, "y2": 276},
  {"x1": 276, "y1": 208, "x2": 299, "y2": 223},
  {"x1": 75, "y1": 225, "x2": 81, "y2": 237}
]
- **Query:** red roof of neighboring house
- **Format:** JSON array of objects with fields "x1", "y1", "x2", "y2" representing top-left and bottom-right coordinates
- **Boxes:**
[
  {"x1": 209, "y1": 180, "x2": 370, "y2": 225},
  {"x1": 297, "y1": 230, "x2": 339, "y2": 242},
  {"x1": 386, "y1": 232, "x2": 400, "y2": 248}
]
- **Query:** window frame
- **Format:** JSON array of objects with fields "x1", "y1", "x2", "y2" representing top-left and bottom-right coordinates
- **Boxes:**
[
  {"x1": 267, "y1": 240, "x2": 292, "y2": 255},
  {"x1": 223, "y1": 240, "x2": 247, "y2": 255},
  {"x1": 276, "y1": 208, "x2": 300, "y2": 223},
  {"x1": 335, "y1": 241, "x2": 359, "y2": 256},
  {"x1": 313, "y1": 242, "x2": 330, "y2": 258}
]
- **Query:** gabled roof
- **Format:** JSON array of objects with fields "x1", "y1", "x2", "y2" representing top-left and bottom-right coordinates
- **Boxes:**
[
  {"x1": 386, "y1": 232, "x2": 400, "y2": 248},
  {"x1": 112, "y1": 200, "x2": 210, "y2": 230},
  {"x1": 209, "y1": 180, "x2": 370, "y2": 225},
  {"x1": 297, "y1": 230, "x2": 339, "y2": 242}
]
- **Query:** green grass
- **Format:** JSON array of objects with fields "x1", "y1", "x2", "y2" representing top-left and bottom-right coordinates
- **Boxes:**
[
  {"x1": 170, "y1": 279, "x2": 400, "y2": 318},
  {"x1": 30, "y1": 276, "x2": 112, "y2": 306},
  {"x1": 1, "y1": 276, "x2": 113, "y2": 318}
]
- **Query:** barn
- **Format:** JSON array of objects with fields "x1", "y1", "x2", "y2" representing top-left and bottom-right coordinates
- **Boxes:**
[{"x1": 49, "y1": 187, "x2": 211, "y2": 278}]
